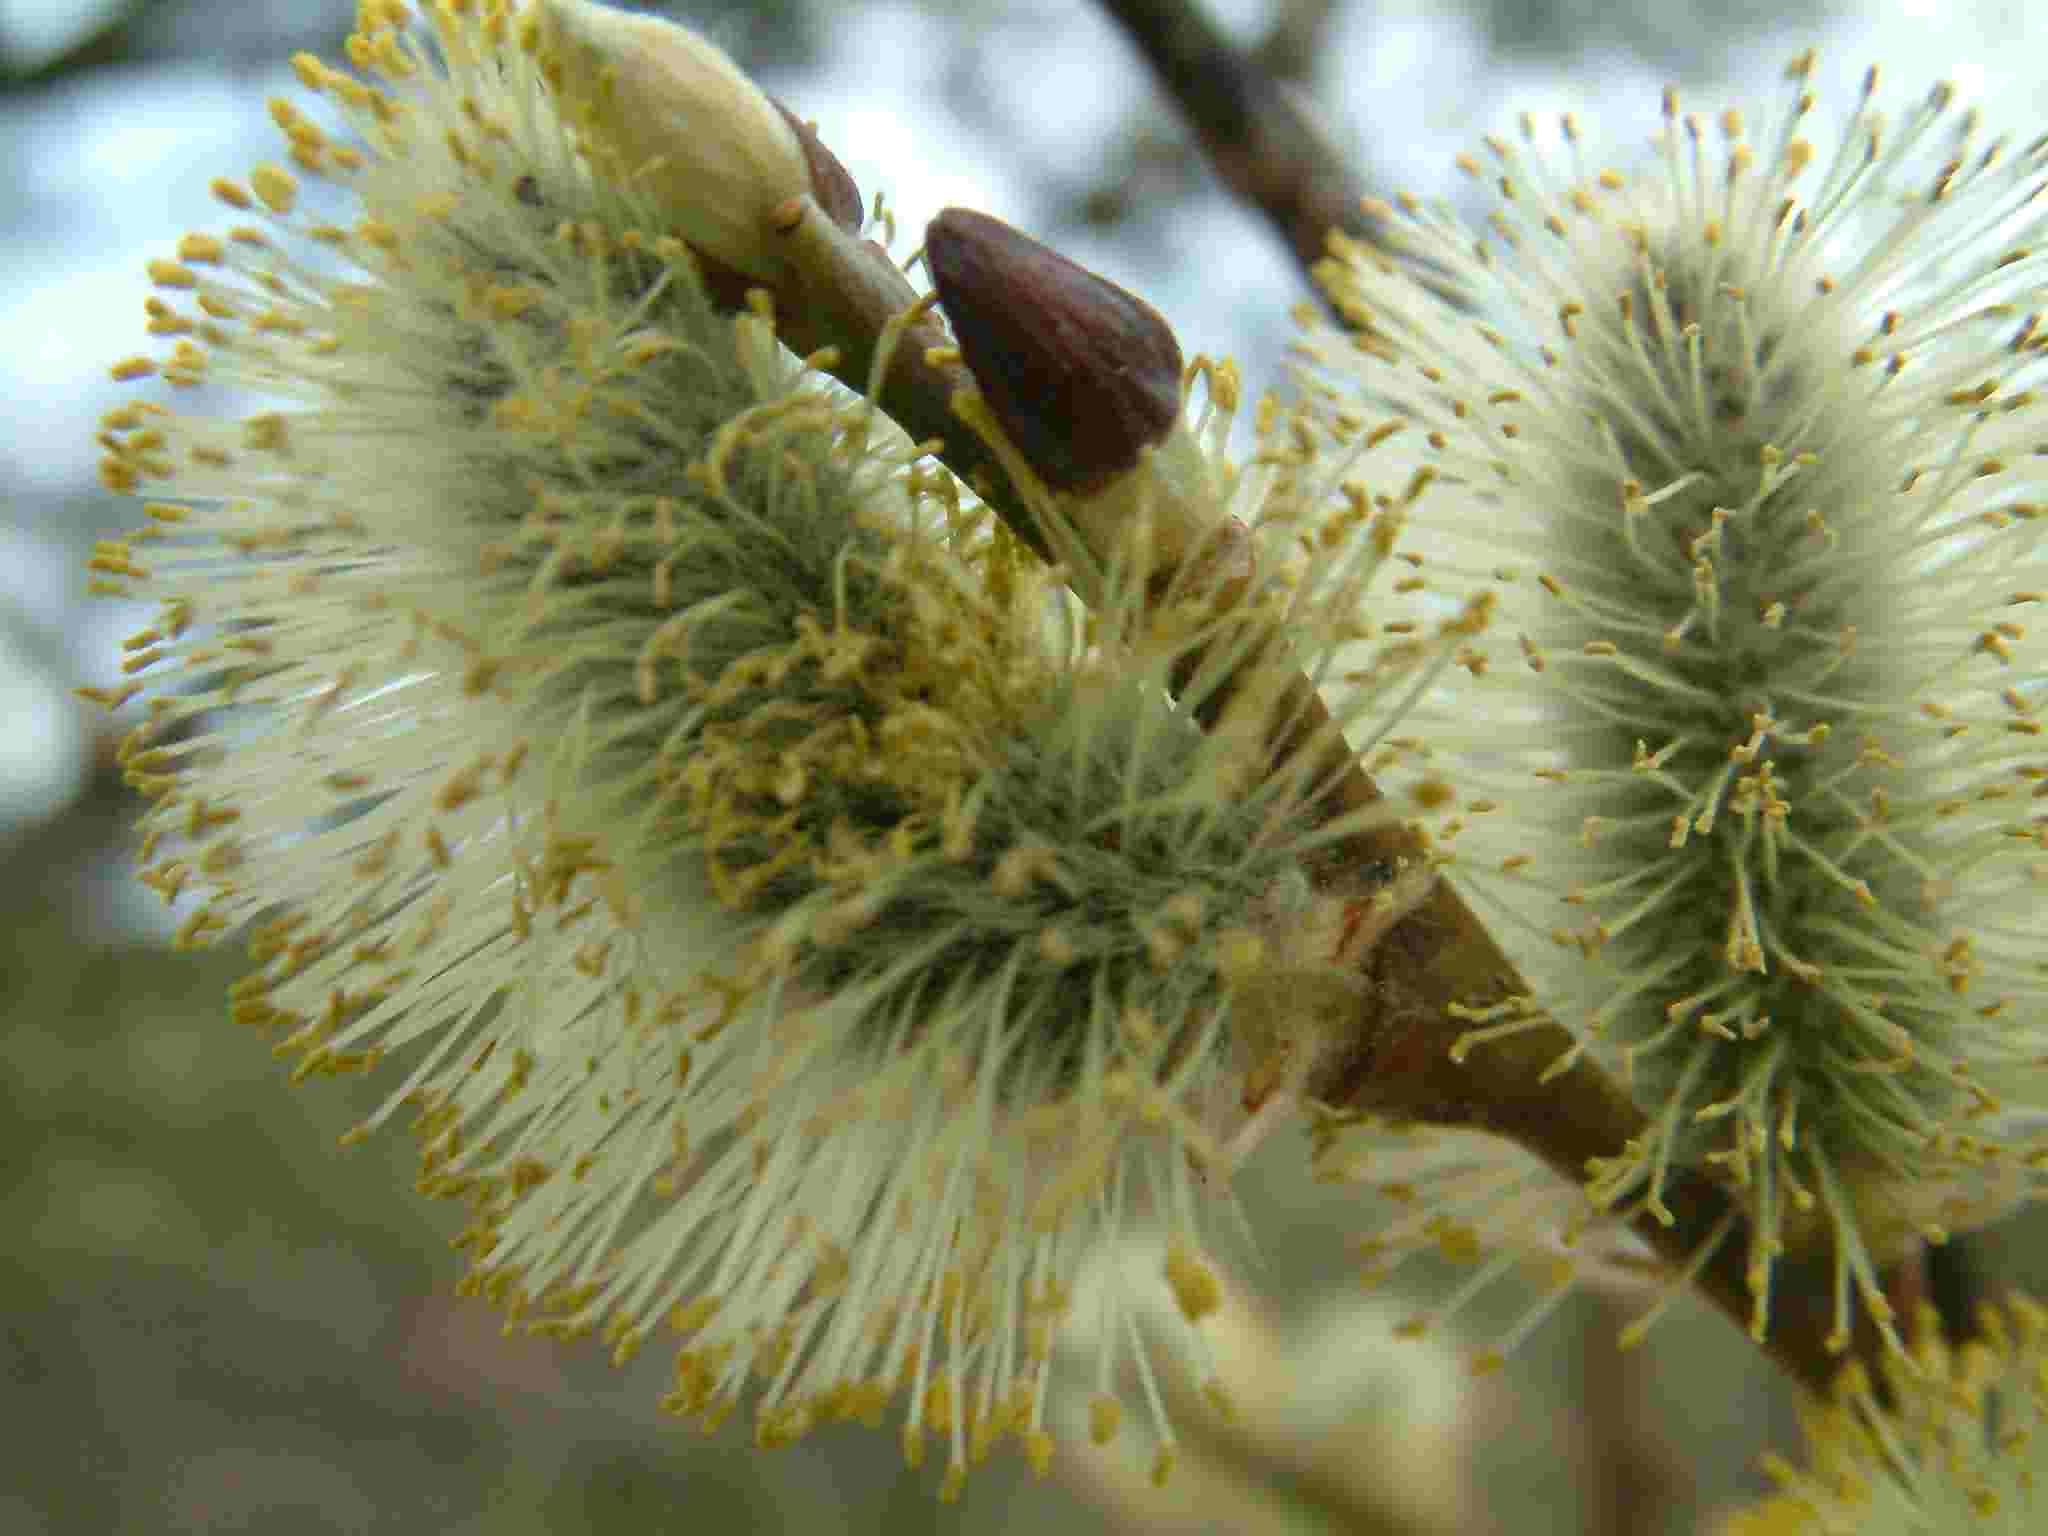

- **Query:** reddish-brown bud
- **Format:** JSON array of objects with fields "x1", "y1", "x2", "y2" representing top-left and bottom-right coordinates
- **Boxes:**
[{"x1": 926, "y1": 208, "x2": 1183, "y2": 496}]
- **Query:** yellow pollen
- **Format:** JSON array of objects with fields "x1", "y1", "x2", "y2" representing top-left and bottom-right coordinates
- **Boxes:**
[
  {"x1": 1164, "y1": 1246, "x2": 1221, "y2": 1322},
  {"x1": 249, "y1": 162, "x2": 300, "y2": 214}
]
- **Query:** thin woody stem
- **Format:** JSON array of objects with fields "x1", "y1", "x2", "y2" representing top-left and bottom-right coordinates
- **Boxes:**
[
  {"x1": 1301, "y1": 752, "x2": 1895, "y2": 1396},
  {"x1": 764, "y1": 197, "x2": 1062, "y2": 565},
  {"x1": 1092, "y1": 0, "x2": 1464, "y2": 309},
  {"x1": 755, "y1": 191, "x2": 1885, "y2": 1401}
]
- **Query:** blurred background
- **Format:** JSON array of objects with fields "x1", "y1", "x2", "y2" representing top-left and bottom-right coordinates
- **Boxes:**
[{"x1": 3, "y1": 0, "x2": 2044, "y2": 1531}]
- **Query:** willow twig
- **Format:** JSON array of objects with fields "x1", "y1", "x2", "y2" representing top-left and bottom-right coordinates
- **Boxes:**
[{"x1": 1092, "y1": 0, "x2": 1461, "y2": 307}]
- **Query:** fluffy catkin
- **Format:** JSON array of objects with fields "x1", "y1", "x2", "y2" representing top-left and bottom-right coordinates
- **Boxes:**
[
  {"x1": 1299, "y1": 54, "x2": 2048, "y2": 1349},
  {"x1": 93, "y1": 0, "x2": 1461, "y2": 1491}
]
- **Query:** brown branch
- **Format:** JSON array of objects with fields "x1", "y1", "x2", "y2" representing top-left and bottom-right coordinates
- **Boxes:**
[
  {"x1": 1091, "y1": 0, "x2": 1462, "y2": 308},
  {"x1": 1576, "y1": 1293, "x2": 1694, "y2": 1536},
  {"x1": 1304, "y1": 803, "x2": 1896, "y2": 1399}
]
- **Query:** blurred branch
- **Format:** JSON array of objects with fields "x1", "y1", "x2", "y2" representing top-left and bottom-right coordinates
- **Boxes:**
[
  {"x1": 1577, "y1": 1294, "x2": 1693, "y2": 1536},
  {"x1": 1246, "y1": 0, "x2": 1339, "y2": 81},
  {"x1": 1092, "y1": 0, "x2": 1460, "y2": 308}
]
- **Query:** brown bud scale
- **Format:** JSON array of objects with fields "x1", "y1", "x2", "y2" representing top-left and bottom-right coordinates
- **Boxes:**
[{"x1": 926, "y1": 208, "x2": 1183, "y2": 496}]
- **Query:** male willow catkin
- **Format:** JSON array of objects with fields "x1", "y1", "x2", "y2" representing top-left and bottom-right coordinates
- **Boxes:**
[
  {"x1": 90, "y1": 0, "x2": 1463, "y2": 1493},
  {"x1": 1300, "y1": 55, "x2": 2048, "y2": 1349}
]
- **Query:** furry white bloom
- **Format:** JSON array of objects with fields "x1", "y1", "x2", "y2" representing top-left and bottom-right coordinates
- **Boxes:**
[
  {"x1": 91, "y1": 0, "x2": 1457, "y2": 1493},
  {"x1": 1299, "y1": 54, "x2": 2048, "y2": 1350},
  {"x1": 1718, "y1": 1298, "x2": 2048, "y2": 1536}
]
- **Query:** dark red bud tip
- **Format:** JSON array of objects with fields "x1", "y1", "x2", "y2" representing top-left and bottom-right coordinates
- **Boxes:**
[
  {"x1": 769, "y1": 99, "x2": 865, "y2": 235},
  {"x1": 926, "y1": 207, "x2": 1183, "y2": 496}
]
